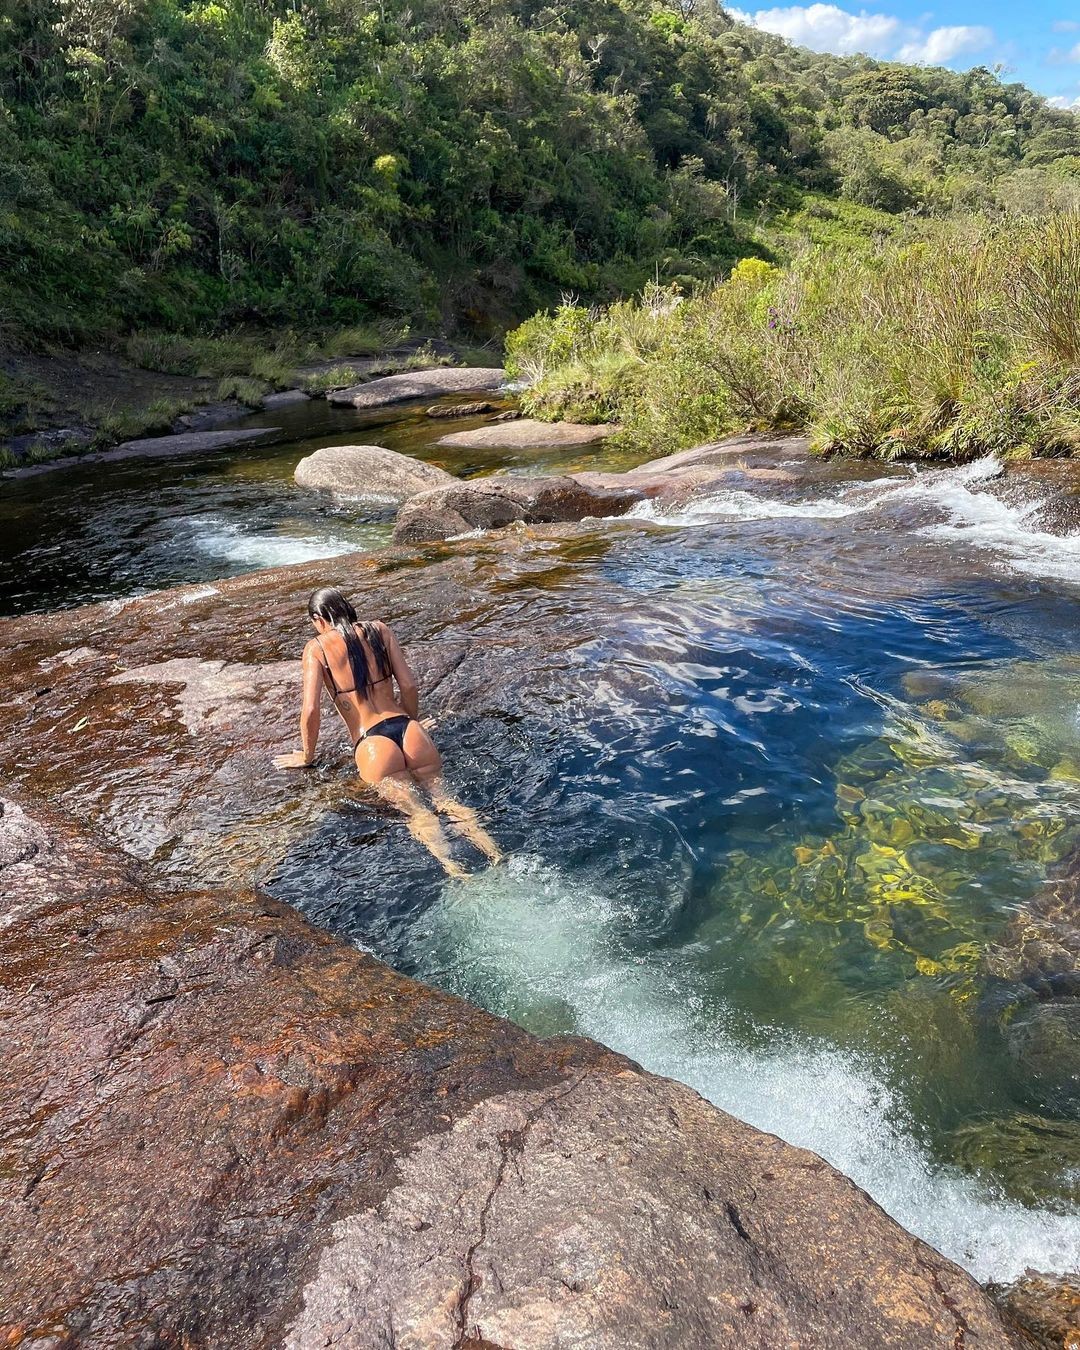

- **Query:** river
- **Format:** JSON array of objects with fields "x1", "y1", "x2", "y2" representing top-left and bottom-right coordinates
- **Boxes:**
[{"x1": 3, "y1": 397, "x2": 1079, "y2": 1283}]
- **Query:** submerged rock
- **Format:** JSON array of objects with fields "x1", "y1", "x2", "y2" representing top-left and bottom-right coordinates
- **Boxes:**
[
  {"x1": 392, "y1": 475, "x2": 641, "y2": 543},
  {"x1": 1005, "y1": 1000, "x2": 1080, "y2": 1114},
  {"x1": 436, "y1": 417, "x2": 617, "y2": 449},
  {"x1": 327, "y1": 366, "x2": 504, "y2": 409},
  {"x1": 0, "y1": 789, "x2": 1027, "y2": 1350},
  {"x1": 294, "y1": 443, "x2": 455, "y2": 502}
]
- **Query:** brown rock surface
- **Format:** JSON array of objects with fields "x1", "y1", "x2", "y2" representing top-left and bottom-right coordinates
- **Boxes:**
[
  {"x1": 0, "y1": 789, "x2": 1027, "y2": 1350},
  {"x1": 393, "y1": 475, "x2": 642, "y2": 543},
  {"x1": 327, "y1": 366, "x2": 504, "y2": 409},
  {"x1": 990, "y1": 1271, "x2": 1080, "y2": 1349},
  {"x1": 436, "y1": 417, "x2": 617, "y2": 449},
  {"x1": 425, "y1": 400, "x2": 494, "y2": 418},
  {"x1": 294, "y1": 443, "x2": 455, "y2": 502}
]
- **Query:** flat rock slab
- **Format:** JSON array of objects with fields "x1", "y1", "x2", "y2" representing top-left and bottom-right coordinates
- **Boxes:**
[
  {"x1": 0, "y1": 789, "x2": 1026, "y2": 1350},
  {"x1": 436, "y1": 418, "x2": 617, "y2": 449},
  {"x1": 327, "y1": 366, "x2": 505, "y2": 409},
  {"x1": 3, "y1": 427, "x2": 278, "y2": 478},
  {"x1": 294, "y1": 443, "x2": 454, "y2": 503},
  {"x1": 636, "y1": 433, "x2": 813, "y2": 474}
]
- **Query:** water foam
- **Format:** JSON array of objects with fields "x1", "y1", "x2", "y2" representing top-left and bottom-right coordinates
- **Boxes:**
[
  {"x1": 624, "y1": 488, "x2": 875, "y2": 526},
  {"x1": 412, "y1": 856, "x2": 1080, "y2": 1282},
  {"x1": 914, "y1": 472, "x2": 1080, "y2": 585},
  {"x1": 624, "y1": 455, "x2": 1080, "y2": 587},
  {"x1": 184, "y1": 514, "x2": 358, "y2": 567}
]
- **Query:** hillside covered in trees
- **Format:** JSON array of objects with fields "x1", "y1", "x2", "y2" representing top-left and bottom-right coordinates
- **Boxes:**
[{"x1": 3, "y1": 0, "x2": 1080, "y2": 346}]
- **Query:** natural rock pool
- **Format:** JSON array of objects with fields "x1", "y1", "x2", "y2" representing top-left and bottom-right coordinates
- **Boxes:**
[{"x1": 4, "y1": 398, "x2": 1080, "y2": 1285}]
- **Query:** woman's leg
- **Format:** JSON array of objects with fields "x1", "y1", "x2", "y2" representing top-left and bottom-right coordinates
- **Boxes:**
[
  {"x1": 427, "y1": 778, "x2": 504, "y2": 864},
  {"x1": 373, "y1": 773, "x2": 469, "y2": 879},
  {"x1": 398, "y1": 721, "x2": 502, "y2": 864},
  {"x1": 357, "y1": 734, "x2": 468, "y2": 879}
]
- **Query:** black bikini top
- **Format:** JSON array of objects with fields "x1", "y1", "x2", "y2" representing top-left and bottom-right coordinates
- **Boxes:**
[{"x1": 314, "y1": 630, "x2": 391, "y2": 700}]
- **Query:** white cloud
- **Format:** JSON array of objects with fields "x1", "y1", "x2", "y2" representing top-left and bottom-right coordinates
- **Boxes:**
[
  {"x1": 734, "y1": 3, "x2": 996, "y2": 67},
  {"x1": 1052, "y1": 20, "x2": 1080, "y2": 34},
  {"x1": 1048, "y1": 93, "x2": 1080, "y2": 108},
  {"x1": 736, "y1": 3, "x2": 901, "y2": 55},
  {"x1": 896, "y1": 25, "x2": 994, "y2": 64}
]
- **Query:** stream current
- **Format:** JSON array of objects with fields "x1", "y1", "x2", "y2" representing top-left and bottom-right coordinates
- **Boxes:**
[{"x1": 4, "y1": 398, "x2": 1080, "y2": 1282}]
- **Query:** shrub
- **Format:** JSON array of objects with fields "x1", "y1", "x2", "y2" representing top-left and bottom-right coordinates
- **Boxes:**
[{"x1": 505, "y1": 214, "x2": 1080, "y2": 461}]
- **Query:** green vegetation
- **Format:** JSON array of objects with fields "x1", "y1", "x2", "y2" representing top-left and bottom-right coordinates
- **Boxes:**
[
  {"x1": 507, "y1": 216, "x2": 1080, "y2": 460},
  {"x1": 2, "y1": 1, "x2": 1079, "y2": 350}
]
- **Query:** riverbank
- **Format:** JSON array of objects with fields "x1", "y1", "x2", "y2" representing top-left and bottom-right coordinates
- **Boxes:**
[
  {"x1": 507, "y1": 216, "x2": 1080, "y2": 464},
  {"x1": 0, "y1": 332, "x2": 499, "y2": 473}
]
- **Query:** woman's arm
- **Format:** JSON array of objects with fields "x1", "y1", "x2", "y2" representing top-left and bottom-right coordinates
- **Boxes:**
[
  {"x1": 273, "y1": 642, "x2": 323, "y2": 769},
  {"x1": 380, "y1": 622, "x2": 419, "y2": 719}
]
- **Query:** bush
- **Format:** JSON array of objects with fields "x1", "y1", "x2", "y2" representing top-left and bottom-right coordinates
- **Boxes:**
[{"x1": 505, "y1": 214, "x2": 1080, "y2": 461}]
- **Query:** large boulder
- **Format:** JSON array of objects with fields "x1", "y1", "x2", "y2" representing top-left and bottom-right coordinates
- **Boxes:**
[
  {"x1": 294, "y1": 443, "x2": 455, "y2": 503},
  {"x1": 436, "y1": 417, "x2": 617, "y2": 449},
  {"x1": 327, "y1": 366, "x2": 505, "y2": 409},
  {"x1": 0, "y1": 789, "x2": 1027, "y2": 1350},
  {"x1": 392, "y1": 475, "x2": 642, "y2": 543}
]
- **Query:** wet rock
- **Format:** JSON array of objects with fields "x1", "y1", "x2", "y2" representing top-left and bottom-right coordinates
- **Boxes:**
[
  {"x1": 0, "y1": 789, "x2": 1028, "y2": 1350},
  {"x1": 1005, "y1": 1000, "x2": 1080, "y2": 1114},
  {"x1": 436, "y1": 418, "x2": 617, "y2": 449},
  {"x1": 263, "y1": 388, "x2": 312, "y2": 409},
  {"x1": 424, "y1": 400, "x2": 494, "y2": 418},
  {"x1": 392, "y1": 475, "x2": 641, "y2": 543},
  {"x1": 989, "y1": 1271, "x2": 1080, "y2": 1349},
  {"x1": 492, "y1": 409, "x2": 522, "y2": 422},
  {"x1": 327, "y1": 367, "x2": 505, "y2": 409},
  {"x1": 5, "y1": 427, "x2": 280, "y2": 478},
  {"x1": 294, "y1": 444, "x2": 455, "y2": 503}
]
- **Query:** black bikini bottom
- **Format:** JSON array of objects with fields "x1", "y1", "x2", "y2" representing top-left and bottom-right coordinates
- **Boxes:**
[{"x1": 355, "y1": 714, "x2": 412, "y2": 753}]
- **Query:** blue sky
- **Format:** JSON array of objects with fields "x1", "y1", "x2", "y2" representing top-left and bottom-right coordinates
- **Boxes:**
[{"x1": 728, "y1": 0, "x2": 1080, "y2": 107}]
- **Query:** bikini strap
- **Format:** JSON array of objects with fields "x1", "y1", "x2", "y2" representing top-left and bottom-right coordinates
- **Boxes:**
[{"x1": 313, "y1": 634, "x2": 341, "y2": 698}]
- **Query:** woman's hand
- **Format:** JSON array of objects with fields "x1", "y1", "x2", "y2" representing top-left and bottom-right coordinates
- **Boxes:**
[
  {"x1": 420, "y1": 715, "x2": 438, "y2": 730},
  {"x1": 273, "y1": 750, "x2": 314, "y2": 770}
]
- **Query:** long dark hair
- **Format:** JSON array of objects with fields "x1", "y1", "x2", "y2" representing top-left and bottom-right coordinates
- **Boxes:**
[{"x1": 308, "y1": 587, "x2": 390, "y2": 695}]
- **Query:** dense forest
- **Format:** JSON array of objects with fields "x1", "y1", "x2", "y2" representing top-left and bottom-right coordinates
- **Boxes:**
[{"x1": 2, "y1": 0, "x2": 1080, "y2": 346}]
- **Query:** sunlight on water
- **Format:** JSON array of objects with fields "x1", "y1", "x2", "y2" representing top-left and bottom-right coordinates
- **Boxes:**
[{"x1": 411, "y1": 854, "x2": 1080, "y2": 1282}]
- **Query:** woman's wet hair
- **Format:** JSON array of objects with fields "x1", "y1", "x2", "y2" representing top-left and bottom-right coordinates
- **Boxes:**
[{"x1": 307, "y1": 587, "x2": 390, "y2": 694}]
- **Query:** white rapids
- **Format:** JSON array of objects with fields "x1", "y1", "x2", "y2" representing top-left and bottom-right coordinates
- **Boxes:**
[{"x1": 411, "y1": 854, "x2": 1080, "y2": 1284}]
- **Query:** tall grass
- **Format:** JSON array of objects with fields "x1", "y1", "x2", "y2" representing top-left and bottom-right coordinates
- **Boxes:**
[{"x1": 506, "y1": 216, "x2": 1080, "y2": 460}]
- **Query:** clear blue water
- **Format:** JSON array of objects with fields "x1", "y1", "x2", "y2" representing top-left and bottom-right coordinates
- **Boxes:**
[{"x1": 4, "y1": 402, "x2": 1079, "y2": 1281}]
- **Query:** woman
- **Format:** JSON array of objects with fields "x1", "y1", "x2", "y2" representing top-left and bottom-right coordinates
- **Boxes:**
[{"x1": 274, "y1": 586, "x2": 501, "y2": 879}]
